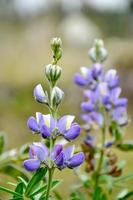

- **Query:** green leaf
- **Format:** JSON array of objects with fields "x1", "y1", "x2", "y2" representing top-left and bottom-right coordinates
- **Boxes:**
[
  {"x1": 117, "y1": 142, "x2": 133, "y2": 151},
  {"x1": 18, "y1": 176, "x2": 28, "y2": 188},
  {"x1": 13, "y1": 182, "x2": 24, "y2": 198},
  {"x1": 0, "y1": 132, "x2": 6, "y2": 154},
  {"x1": 109, "y1": 121, "x2": 123, "y2": 143},
  {"x1": 0, "y1": 186, "x2": 22, "y2": 198},
  {"x1": 25, "y1": 167, "x2": 47, "y2": 196},
  {"x1": 116, "y1": 189, "x2": 133, "y2": 199}
]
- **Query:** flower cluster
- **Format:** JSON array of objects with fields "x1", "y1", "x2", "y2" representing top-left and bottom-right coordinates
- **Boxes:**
[
  {"x1": 24, "y1": 38, "x2": 84, "y2": 172},
  {"x1": 74, "y1": 39, "x2": 128, "y2": 179},
  {"x1": 24, "y1": 142, "x2": 84, "y2": 171},
  {"x1": 74, "y1": 49, "x2": 128, "y2": 133}
]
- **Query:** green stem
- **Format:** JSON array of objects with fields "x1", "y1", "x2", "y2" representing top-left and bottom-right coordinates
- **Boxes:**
[
  {"x1": 94, "y1": 107, "x2": 107, "y2": 191},
  {"x1": 45, "y1": 168, "x2": 54, "y2": 200}
]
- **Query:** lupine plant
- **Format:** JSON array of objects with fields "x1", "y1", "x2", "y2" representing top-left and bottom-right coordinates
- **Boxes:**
[
  {"x1": 0, "y1": 38, "x2": 84, "y2": 199},
  {"x1": 0, "y1": 38, "x2": 133, "y2": 200},
  {"x1": 73, "y1": 40, "x2": 133, "y2": 199}
]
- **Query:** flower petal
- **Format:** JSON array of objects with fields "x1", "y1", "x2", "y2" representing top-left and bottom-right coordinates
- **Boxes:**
[
  {"x1": 58, "y1": 115, "x2": 75, "y2": 133},
  {"x1": 114, "y1": 98, "x2": 128, "y2": 107},
  {"x1": 64, "y1": 145, "x2": 75, "y2": 160},
  {"x1": 29, "y1": 143, "x2": 48, "y2": 162},
  {"x1": 23, "y1": 159, "x2": 40, "y2": 171},
  {"x1": 74, "y1": 73, "x2": 87, "y2": 86},
  {"x1": 51, "y1": 144, "x2": 63, "y2": 161},
  {"x1": 64, "y1": 123, "x2": 80, "y2": 141},
  {"x1": 40, "y1": 125, "x2": 51, "y2": 138},
  {"x1": 67, "y1": 152, "x2": 85, "y2": 168},
  {"x1": 27, "y1": 116, "x2": 39, "y2": 132},
  {"x1": 34, "y1": 84, "x2": 46, "y2": 103},
  {"x1": 81, "y1": 102, "x2": 94, "y2": 112}
]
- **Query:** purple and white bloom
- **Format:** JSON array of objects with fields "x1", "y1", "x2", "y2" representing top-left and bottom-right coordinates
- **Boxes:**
[
  {"x1": 91, "y1": 63, "x2": 102, "y2": 80},
  {"x1": 27, "y1": 113, "x2": 55, "y2": 138},
  {"x1": 104, "y1": 69, "x2": 119, "y2": 89},
  {"x1": 81, "y1": 112, "x2": 103, "y2": 129},
  {"x1": 57, "y1": 115, "x2": 81, "y2": 141},
  {"x1": 27, "y1": 113, "x2": 81, "y2": 141},
  {"x1": 112, "y1": 107, "x2": 128, "y2": 126},
  {"x1": 34, "y1": 84, "x2": 47, "y2": 103},
  {"x1": 74, "y1": 67, "x2": 93, "y2": 86},
  {"x1": 51, "y1": 144, "x2": 85, "y2": 169},
  {"x1": 23, "y1": 142, "x2": 49, "y2": 171},
  {"x1": 24, "y1": 143, "x2": 85, "y2": 171}
]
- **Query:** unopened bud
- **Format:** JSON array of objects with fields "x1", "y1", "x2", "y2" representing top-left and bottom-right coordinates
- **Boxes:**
[
  {"x1": 89, "y1": 39, "x2": 108, "y2": 63},
  {"x1": 45, "y1": 64, "x2": 62, "y2": 86},
  {"x1": 51, "y1": 87, "x2": 64, "y2": 109},
  {"x1": 51, "y1": 37, "x2": 62, "y2": 63}
]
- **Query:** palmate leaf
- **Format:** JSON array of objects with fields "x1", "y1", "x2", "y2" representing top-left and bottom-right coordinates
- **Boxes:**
[{"x1": 25, "y1": 167, "x2": 47, "y2": 196}]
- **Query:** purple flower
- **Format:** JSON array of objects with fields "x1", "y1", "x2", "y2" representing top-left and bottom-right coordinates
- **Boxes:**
[
  {"x1": 34, "y1": 84, "x2": 47, "y2": 103},
  {"x1": 104, "y1": 69, "x2": 119, "y2": 89},
  {"x1": 27, "y1": 113, "x2": 55, "y2": 138},
  {"x1": 112, "y1": 107, "x2": 128, "y2": 126},
  {"x1": 51, "y1": 144, "x2": 85, "y2": 169},
  {"x1": 91, "y1": 63, "x2": 102, "y2": 80},
  {"x1": 24, "y1": 143, "x2": 85, "y2": 171},
  {"x1": 81, "y1": 111, "x2": 103, "y2": 129},
  {"x1": 27, "y1": 114, "x2": 80, "y2": 141},
  {"x1": 74, "y1": 67, "x2": 92, "y2": 86},
  {"x1": 57, "y1": 115, "x2": 81, "y2": 141},
  {"x1": 23, "y1": 142, "x2": 49, "y2": 171},
  {"x1": 83, "y1": 135, "x2": 95, "y2": 147}
]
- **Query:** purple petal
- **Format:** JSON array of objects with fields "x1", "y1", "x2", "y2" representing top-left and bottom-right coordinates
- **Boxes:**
[
  {"x1": 27, "y1": 116, "x2": 39, "y2": 132},
  {"x1": 92, "y1": 63, "x2": 102, "y2": 79},
  {"x1": 54, "y1": 151, "x2": 65, "y2": 168},
  {"x1": 67, "y1": 152, "x2": 85, "y2": 168},
  {"x1": 114, "y1": 98, "x2": 128, "y2": 107},
  {"x1": 23, "y1": 159, "x2": 40, "y2": 171},
  {"x1": 58, "y1": 115, "x2": 75, "y2": 133},
  {"x1": 34, "y1": 84, "x2": 46, "y2": 103},
  {"x1": 81, "y1": 102, "x2": 94, "y2": 112},
  {"x1": 64, "y1": 123, "x2": 80, "y2": 141},
  {"x1": 43, "y1": 114, "x2": 55, "y2": 132},
  {"x1": 111, "y1": 87, "x2": 121, "y2": 101},
  {"x1": 29, "y1": 143, "x2": 48, "y2": 162},
  {"x1": 64, "y1": 145, "x2": 75, "y2": 161},
  {"x1": 40, "y1": 125, "x2": 51, "y2": 138},
  {"x1": 90, "y1": 112, "x2": 103, "y2": 126},
  {"x1": 74, "y1": 73, "x2": 87, "y2": 86},
  {"x1": 83, "y1": 135, "x2": 95, "y2": 147},
  {"x1": 36, "y1": 112, "x2": 44, "y2": 128},
  {"x1": 112, "y1": 107, "x2": 128, "y2": 126},
  {"x1": 51, "y1": 144, "x2": 63, "y2": 161}
]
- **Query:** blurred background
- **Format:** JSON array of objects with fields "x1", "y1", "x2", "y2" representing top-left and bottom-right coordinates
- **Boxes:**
[{"x1": 0, "y1": 0, "x2": 133, "y2": 198}]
